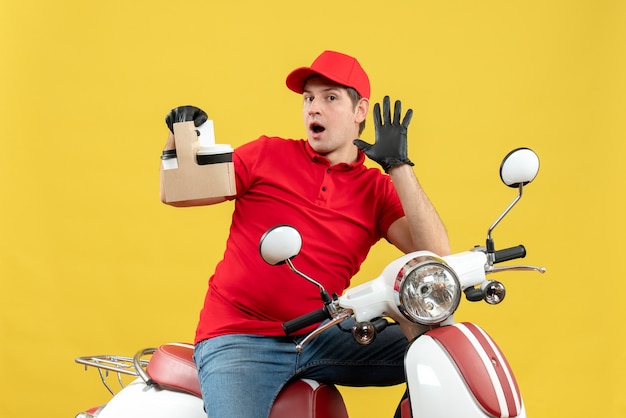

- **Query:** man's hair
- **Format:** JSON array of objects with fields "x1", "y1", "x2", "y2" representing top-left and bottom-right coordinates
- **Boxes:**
[{"x1": 346, "y1": 87, "x2": 366, "y2": 135}]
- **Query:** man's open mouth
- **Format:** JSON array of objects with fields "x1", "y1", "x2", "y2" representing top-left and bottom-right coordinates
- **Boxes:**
[{"x1": 310, "y1": 123, "x2": 326, "y2": 134}]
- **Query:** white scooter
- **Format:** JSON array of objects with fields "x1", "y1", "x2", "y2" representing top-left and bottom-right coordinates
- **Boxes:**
[{"x1": 75, "y1": 147, "x2": 545, "y2": 418}]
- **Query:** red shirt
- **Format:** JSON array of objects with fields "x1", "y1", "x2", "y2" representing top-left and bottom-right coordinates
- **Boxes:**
[{"x1": 194, "y1": 136, "x2": 405, "y2": 342}]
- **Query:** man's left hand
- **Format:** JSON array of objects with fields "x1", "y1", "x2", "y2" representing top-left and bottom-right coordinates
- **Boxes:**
[{"x1": 353, "y1": 96, "x2": 414, "y2": 173}]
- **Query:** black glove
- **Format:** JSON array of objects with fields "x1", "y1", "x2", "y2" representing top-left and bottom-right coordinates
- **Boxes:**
[
  {"x1": 165, "y1": 105, "x2": 208, "y2": 133},
  {"x1": 353, "y1": 96, "x2": 414, "y2": 173}
]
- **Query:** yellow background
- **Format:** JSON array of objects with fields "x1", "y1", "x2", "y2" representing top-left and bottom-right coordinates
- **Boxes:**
[{"x1": 1, "y1": 0, "x2": 625, "y2": 417}]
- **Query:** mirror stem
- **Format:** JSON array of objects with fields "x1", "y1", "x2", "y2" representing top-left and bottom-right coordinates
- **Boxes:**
[
  {"x1": 285, "y1": 259, "x2": 331, "y2": 302},
  {"x1": 486, "y1": 183, "x2": 524, "y2": 262}
]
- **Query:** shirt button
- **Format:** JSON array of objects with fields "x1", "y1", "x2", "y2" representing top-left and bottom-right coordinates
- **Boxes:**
[
  {"x1": 326, "y1": 168, "x2": 331, "y2": 173},
  {"x1": 321, "y1": 186, "x2": 327, "y2": 191}
]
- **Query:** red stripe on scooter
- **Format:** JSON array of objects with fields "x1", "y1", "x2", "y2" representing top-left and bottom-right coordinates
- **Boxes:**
[
  {"x1": 428, "y1": 323, "x2": 520, "y2": 417},
  {"x1": 463, "y1": 323, "x2": 521, "y2": 417},
  {"x1": 428, "y1": 325, "x2": 500, "y2": 416}
]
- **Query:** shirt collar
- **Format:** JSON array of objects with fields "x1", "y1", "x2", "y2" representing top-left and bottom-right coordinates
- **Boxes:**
[{"x1": 304, "y1": 140, "x2": 365, "y2": 171}]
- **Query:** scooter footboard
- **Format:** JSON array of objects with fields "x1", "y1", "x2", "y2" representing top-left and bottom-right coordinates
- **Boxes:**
[{"x1": 405, "y1": 322, "x2": 525, "y2": 418}]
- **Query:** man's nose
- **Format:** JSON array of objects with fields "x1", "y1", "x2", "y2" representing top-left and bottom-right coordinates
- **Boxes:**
[{"x1": 307, "y1": 99, "x2": 321, "y2": 114}]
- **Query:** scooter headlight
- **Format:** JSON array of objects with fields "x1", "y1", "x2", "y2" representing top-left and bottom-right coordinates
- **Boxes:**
[{"x1": 394, "y1": 255, "x2": 461, "y2": 325}]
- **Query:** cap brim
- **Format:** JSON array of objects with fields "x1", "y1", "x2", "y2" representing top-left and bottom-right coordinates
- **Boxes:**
[{"x1": 285, "y1": 67, "x2": 320, "y2": 94}]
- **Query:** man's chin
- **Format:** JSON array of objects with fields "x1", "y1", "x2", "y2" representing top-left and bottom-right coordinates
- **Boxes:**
[{"x1": 308, "y1": 140, "x2": 330, "y2": 155}]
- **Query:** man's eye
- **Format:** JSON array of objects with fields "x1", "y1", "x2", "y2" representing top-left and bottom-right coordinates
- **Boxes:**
[
  {"x1": 328, "y1": 95, "x2": 336, "y2": 101},
  {"x1": 304, "y1": 96, "x2": 314, "y2": 102}
]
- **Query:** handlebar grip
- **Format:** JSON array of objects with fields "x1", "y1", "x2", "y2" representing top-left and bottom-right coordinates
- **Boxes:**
[
  {"x1": 493, "y1": 245, "x2": 526, "y2": 263},
  {"x1": 283, "y1": 308, "x2": 329, "y2": 335}
]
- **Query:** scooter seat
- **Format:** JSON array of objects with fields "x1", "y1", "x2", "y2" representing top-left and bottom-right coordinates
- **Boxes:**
[
  {"x1": 146, "y1": 343, "x2": 202, "y2": 397},
  {"x1": 269, "y1": 378, "x2": 348, "y2": 418},
  {"x1": 147, "y1": 343, "x2": 348, "y2": 418}
]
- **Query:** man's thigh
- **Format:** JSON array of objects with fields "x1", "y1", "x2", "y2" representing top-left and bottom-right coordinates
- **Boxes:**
[
  {"x1": 295, "y1": 320, "x2": 407, "y2": 386},
  {"x1": 194, "y1": 335, "x2": 297, "y2": 418}
]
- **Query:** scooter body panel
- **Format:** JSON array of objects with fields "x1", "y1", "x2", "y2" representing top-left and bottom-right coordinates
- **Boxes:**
[
  {"x1": 96, "y1": 378, "x2": 206, "y2": 418},
  {"x1": 405, "y1": 322, "x2": 525, "y2": 418},
  {"x1": 89, "y1": 376, "x2": 347, "y2": 418}
]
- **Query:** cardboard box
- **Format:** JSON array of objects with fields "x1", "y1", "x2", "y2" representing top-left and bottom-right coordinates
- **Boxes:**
[{"x1": 161, "y1": 121, "x2": 236, "y2": 203}]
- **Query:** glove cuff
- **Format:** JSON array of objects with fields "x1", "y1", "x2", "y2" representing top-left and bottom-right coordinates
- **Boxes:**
[{"x1": 382, "y1": 158, "x2": 414, "y2": 173}]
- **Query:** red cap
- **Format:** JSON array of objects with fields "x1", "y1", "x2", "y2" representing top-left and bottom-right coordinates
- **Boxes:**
[{"x1": 286, "y1": 50, "x2": 370, "y2": 99}]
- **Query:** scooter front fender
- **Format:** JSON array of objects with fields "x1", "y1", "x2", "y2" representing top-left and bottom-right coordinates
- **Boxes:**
[{"x1": 405, "y1": 322, "x2": 525, "y2": 418}]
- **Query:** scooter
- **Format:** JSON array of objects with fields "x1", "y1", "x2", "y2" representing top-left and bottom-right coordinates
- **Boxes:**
[{"x1": 75, "y1": 147, "x2": 545, "y2": 418}]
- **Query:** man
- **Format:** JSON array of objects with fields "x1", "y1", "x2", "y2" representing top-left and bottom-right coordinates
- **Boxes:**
[{"x1": 161, "y1": 50, "x2": 449, "y2": 418}]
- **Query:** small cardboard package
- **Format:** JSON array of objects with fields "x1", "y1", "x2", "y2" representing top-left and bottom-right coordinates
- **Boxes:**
[{"x1": 161, "y1": 121, "x2": 236, "y2": 203}]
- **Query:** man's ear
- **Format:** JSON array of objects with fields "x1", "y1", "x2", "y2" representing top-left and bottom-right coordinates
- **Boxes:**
[{"x1": 355, "y1": 98, "x2": 369, "y2": 124}]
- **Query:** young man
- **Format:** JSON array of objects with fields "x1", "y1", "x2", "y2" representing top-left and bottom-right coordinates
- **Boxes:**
[{"x1": 161, "y1": 50, "x2": 449, "y2": 418}]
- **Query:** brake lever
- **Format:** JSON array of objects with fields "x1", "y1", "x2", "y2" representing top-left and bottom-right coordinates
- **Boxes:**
[
  {"x1": 295, "y1": 309, "x2": 353, "y2": 352},
  {"x1": 487, "y1": 265, "x2": 546, "y2": 274}
]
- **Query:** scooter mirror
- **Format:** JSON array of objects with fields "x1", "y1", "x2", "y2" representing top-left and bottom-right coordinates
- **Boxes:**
[
  {"x1": 499, "y1": 148, "x2": 540, "y2": 188},
  {"x1": 259, "y1": 225, "x2": 303, "y2": 265}
]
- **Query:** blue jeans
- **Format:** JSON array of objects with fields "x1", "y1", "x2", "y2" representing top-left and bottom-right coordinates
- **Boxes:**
[{"x1": 194, "y1": 320, "x2": 407, "y2": 418}]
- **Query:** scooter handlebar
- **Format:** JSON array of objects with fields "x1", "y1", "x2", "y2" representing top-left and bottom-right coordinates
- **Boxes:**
[
  {"x1": 283, "y1": 307, "x2": 329, "y2": 335},
  {"x1": 493, "y1": 245, "x2": 526, "y2": 263}
]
